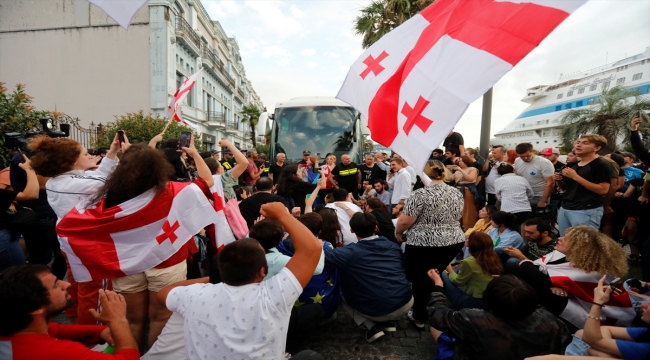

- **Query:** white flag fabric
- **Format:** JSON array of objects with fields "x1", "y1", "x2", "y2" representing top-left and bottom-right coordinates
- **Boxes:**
[
  {"x1": 57, "y1": 182, "x2": 218, "y2": 282},
  {"x1": 88, "y1": 0, "x2": 148, "y2": 30},
  {"x1": 534, "y1": 251, "x2": 635, "y2": 328},
  {"x1": 337, "y1": 0, "x2": 588, "y2": 170},
  {"x1": 167, "y1": 68, "x2": 203, "y2": 120},
  {"x1": 208, "y1": 174, "x2": 237, "y2": 252}
]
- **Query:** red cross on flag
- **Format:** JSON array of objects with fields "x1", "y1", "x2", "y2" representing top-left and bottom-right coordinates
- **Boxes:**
[
  {"x1": 167, "y1": 68, "x2": 203, "y2": 121},
  {"x1": 56, "y1": 182, "x2": 219, "y2": 282},
  {"x1": 337, "y1": 0, "x2": 588, "y2": 170}
]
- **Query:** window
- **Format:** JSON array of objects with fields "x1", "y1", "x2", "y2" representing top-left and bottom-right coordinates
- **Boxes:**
[
  {"x1": 554, "y1": 140, "x2": 557, "y2": 142},
  {"x1": 567, "y1": 90, "x2": 574, "y2": 97},
  {"x1": 557, "y1": 93, "x2": 563, "y2": 99},
  {"x1": 578, "y1": 88, "x2": 585, "y2": 94},
  {"x1": 576, "y1": 100, "x2": 583, "y2": 107},
  {"x1": 633, "y1": 73, "x2": 643, "y2": 81},
  {"x1": 176, "y1": 55, "x2": 179, "y2": 63},
  {"x1": 545, "y1": 141, "x2": 548, "y2": 143},
  {"x1": 589, "y1": 84, "x2": 597, "y2": 91},
  {"x1": 565, "y1": 103, "x2": 572, "y2": 109},
  {"x1": 555, "y1": 105, "x2": 562, "y2": 111},
  {"x1": 176, "y1": 73, "x2": 183, "y2": 91},
  {"x1": 602, "y1": 81, "x2": 610, "y2": 90},
  {"x1": 617, "y1": 77, "x2": 625, "y2": 85}
]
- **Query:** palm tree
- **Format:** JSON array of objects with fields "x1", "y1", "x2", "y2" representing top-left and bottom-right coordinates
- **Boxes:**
[
  {"x1": 354, "y1": 0, "x2": 434, "y2": 49},
  {"x1": 239, "y1": 105, "x2": 261, "y2": 146},
  {"x1": 559, "y1": 86, "x2": 650, "y2": 153}
]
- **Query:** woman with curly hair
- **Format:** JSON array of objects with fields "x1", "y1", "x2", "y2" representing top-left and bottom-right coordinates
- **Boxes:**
[
  {"x1": 441, "y1": 232, "x2": 502, "y2": 309},
  {"x1": 29, "y1": 132, "x2": 126, "y2": 325},
  {"x1": 520, "y1": 225, "x2": 631, "y2": 332},
  {"x1": 275, "y1": 164, "x2": 318, "y2": 213}
]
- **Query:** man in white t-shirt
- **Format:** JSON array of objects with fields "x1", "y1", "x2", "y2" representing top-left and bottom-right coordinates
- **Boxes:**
[
  {"x1": 514, "y1": 143, "x2": 555, "y2": 209},
  {"x1": 157, "y1": 202, "x2": 323, "y2": 360},
  {"x1": 326, "y1": 188, "x2": 363, "y2": 246},
  {"x1": 387, "y1": 158, "x2": 411, "y2": 211}
]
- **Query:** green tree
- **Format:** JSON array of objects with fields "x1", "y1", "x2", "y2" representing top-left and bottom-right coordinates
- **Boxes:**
[
  {"x1": 0, "y1": 83, "x2": 51, "y2": 167},
  {"x1": 93, "y1": 111, "x2": 202, "y2": 150},
  {"x1": 354, "y1": 0, "x2": 434, "y2": 49},
  {"x1": 239, "y1": 105, "x2": 261, "y2": 147},
  {"x1": 559, "y1": 86, "x2": 650, "y2": 153}
]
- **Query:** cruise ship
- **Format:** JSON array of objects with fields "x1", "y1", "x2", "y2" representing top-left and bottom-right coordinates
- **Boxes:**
[{"x1": 492, "y1": 46, "x2": 650, "y2": 150}]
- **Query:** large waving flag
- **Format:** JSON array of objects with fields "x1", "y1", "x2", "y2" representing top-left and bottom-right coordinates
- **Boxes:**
[
  {"x1": 57, "y1": 182, "x2": 218, "y2": 282},
  {"x1": 167, "y1": 68, "x2": 203, "y2": 121},
  {"x1": 88, "y1": 0, "x2": 148, "y2": 30},
  {"x1": 534, "y1": 251, "x2": 635, "y2": 328},
  {"x1": 208, "y1": 174, "x2": 237, "y2": 252},
  {"x1": 337, "y1": 0, "x2": 588, "y2": 170}
]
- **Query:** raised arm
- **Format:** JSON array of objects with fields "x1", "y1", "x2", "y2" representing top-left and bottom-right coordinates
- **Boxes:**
[
  {"x1": 631, "y1": 115, "x2": 650, "y2": 165},
  {"x1": 305, "y1": 177, "x2": 326, "y2": 213},
  {"x1": 261, "y1": 202, "x2": 321, "y2": 288},
  {"x1": 148, "y1": 134, "x2": 163, "y2": 149},
  {"x1": 15, "y1": 155, "x2": 39, "y2": 201},
  {"x1": 221, "y1": 140, "x2": 248, "y2": 179},
  {"x1": 183, "y1": 133, "x2": 213, "y2": 187}
]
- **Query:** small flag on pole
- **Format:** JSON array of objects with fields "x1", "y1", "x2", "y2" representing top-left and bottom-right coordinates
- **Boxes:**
[{"x1": 167, "y1": 68, "x2": 203, "y2": 121}]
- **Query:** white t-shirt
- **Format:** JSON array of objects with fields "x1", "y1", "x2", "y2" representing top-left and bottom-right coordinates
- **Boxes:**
[
  {"x1": 166, "y1": 267, "x2": 302, "y2": 360},
  {"x1": 514, "y1": 156, "x2": 555, "y2": 198},
  {"x1": 325, "y1": 202, "x2": 363, "y2": 246},
  {"x1": 484, "y1": 161, "x2": 502, "y2": 195}
]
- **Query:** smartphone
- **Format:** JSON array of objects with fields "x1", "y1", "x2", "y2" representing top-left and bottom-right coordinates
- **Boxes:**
[
  {"x1": 117, "y1": 130, "x2": 125, "y2": 144},
  {"x1": 609, "y1": 277, "x2": 621, "y2": 290},
  {"x1": 179, "y1": 131, "x2": 192, "y2": 148},
  {"x1": 555, "y1": 165, "x2": 567, "y2": 173}
]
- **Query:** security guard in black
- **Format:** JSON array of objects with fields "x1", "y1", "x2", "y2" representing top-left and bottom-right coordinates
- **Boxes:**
[{"x1": 330, "y1": 155, "x2": 361, "y2": 197}]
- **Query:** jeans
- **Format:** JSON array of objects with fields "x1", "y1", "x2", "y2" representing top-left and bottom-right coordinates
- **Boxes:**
[
  {"x1": 504, "y1": 257, "x2": 523, "y2": 277},
  {"x1": 0, "y1": 229, "x2": 25, "y2": 270},
  {"x1": 557, "y1": 207, "x2": 603, "y2": 236},
  {"x1": 441, "y1": 272, "x2": 487, "y2": 309},
  {"x1": 564, "y1": 335, "x2": 590, "y2": 356},
  {"x1": 624, "y1": 279, "x2": 650, "y2": 316}
]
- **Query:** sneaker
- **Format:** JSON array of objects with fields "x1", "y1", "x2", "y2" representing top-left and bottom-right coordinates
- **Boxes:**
[
  {"x1": 365, "y1": 326, "x2": 385, "y2": 343},
  {"x1": 407, "y1": 309, "x2": 425, "y2": 329},
  {"x1": 376, "y1": 320, "x2": 397, "y2": 332}
]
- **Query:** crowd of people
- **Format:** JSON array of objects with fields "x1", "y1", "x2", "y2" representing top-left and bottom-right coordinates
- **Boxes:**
[{"x1": 0, "y1": 117, "x2": 649, "y2": 359}]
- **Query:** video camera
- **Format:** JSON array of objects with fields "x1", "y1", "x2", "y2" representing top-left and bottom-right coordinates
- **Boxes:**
[{"x1": 3, "y1": 118, "x2": 70, "y2": 151}]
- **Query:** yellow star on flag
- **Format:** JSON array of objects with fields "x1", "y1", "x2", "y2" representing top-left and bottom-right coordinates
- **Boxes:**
[
  {"x1": 294, "y1": 299, "x2": 305, "y2": 307},
  {"x1": 310, "y1": 291, "x2": 325, "y2": 304},
  {"x1": 327, "y1": 278, "x2": 334, "y2": 287}
]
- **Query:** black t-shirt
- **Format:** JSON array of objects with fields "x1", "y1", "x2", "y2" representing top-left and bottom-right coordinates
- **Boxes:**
[
  {"x1": 561, "y1": 158, "x2": 612, "y2": 210},
  {"x1": 358, "y1": 164, "x2": 378, "y2": 182},
  {"x1": 269, "y1": 163, "x2": 285, "y2": 184},
  {"x1": 238, "y1": 192, "x2": 289, "y2": 227},
  {"x1": 331, "y1": 162, "x2": 360, "y2": 188},
  {"x1": 552, "y1": 161, "x2": 566, "y2": 172},
  {"x1": 551, "y1": 161, "x2": 566, "y2": 200},
  {"x1": 220, "y1": 158, "x2": 236, "y2": 171},
  {"x1": 258, "y1": 161, "x2": 269, "y2": 177},
  {"x1": 443, "y1": 132, "x2": 464, "y2": 151}
]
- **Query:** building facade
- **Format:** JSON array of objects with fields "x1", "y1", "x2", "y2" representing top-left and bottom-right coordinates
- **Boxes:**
[{"x1": 0, "y1": 0, "x2": 264, "y2": 150}]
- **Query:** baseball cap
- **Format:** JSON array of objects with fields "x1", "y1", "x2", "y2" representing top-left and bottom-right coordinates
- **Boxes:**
[
  {"x1": 259, "y1": 153, "x2": 267, "y2": 159},
  {"x1": 540, "y1": 147, "x2": 559, "y2": 156},
  {"x1": 210, "y1": 149, "x2": 219, "y2": 154},
  {"x1": 302, "y1": 150, "x2": 311, "y2": 155},
  {"x1": 222, "y1": 148, "x2": 232, "y2": 154}
]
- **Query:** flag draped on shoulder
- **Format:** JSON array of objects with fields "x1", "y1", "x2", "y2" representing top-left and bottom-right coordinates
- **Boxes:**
[
  {"x1": 534, "y1": 251, "x2": 635, "y2": 328},
  {"x1": 167, "y1": 68, "x2": 203, "y2": 123},
  {"x1": 57, "y1": 182, "x2": 219, "y2": 282},
  {"x1": 87, "y1": 0, "x2": 148, "y2": 30},
  {"x1": 337, "y1": 0, "x2": 588, "y2": 170},
  {"x1": 208, "y1": 174, "x2": 237, "y2": 252}
]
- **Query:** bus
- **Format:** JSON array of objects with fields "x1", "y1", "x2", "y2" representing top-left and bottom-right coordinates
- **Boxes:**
[{"x1": 270, "y1": 97, "x2": 366, "y2": 164}]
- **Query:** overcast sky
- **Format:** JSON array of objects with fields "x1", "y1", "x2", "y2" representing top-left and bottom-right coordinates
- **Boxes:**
[{"x1": 204, "y1": 0, "x2": 650, "y2": 147}]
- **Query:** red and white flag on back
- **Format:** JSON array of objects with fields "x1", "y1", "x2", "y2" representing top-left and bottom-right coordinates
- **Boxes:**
[
  {"x1": 167, "y1": 68, "x2": 203, "y2": 121},
  {"x1": 57, "y1": 182, "x2": 218, "y2": 282},
  {"x1": 337, "y1": 0, "x2": 588, "y2": 170}
]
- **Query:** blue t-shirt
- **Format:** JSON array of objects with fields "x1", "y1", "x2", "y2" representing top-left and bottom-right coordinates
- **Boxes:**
[
  {"x1": 616, "y1": 327, "x2": 650, "y2": 360},
  {"x1": 622, "y1": 167, "x2": 644, "y2": 192}
]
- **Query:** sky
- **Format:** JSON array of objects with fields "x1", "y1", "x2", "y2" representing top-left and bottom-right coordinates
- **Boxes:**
[{"x1": 203, "y1": 0, "x2": 650, "y2": 148}]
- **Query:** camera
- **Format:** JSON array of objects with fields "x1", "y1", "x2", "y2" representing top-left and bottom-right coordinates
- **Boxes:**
[{"x1": 4, "y1": 131, "x2": 40, "y2": 152}]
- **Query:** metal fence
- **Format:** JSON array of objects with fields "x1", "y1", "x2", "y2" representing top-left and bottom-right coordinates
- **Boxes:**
[{"x1": 51, "y1": 114, "x2": 102, "y2": 150}]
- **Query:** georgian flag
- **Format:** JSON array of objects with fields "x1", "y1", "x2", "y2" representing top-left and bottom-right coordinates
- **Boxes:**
[
  {"x1": 88, "y1": 0, "x2": 148, "y2": 30},
  {"x1": 337, "y1": 0, "x2": 588, "y2": 170},
  {"x1": 167, "y1": 68, "x2": 203, "y2": 121},
  {"x1": 534, "y1": 251, "x2": 635, "y2": 328},
  {"x1": 208, "y1": 174, "x2": 237, "y2": 252},
  {"x1": 57, "y1": 182, "x2": 218, "y2": 282}
]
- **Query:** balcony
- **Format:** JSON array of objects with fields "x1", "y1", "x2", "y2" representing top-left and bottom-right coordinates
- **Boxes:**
[
  {"x1": 207, "y1": 111, "x2": 225, "y2": 128},
  {"x1": 201, "y1": 45, "x2": 224, "y2": 70},
  {"x1": 237, "y1": 87, "x2": 246, "y2": 100},
  {"x1": 223, "y1": 71, "x2": 235, "y2": 87},
  {"x1": 175, "y1": 15, "x2": 201, "y2": 55},
  {"x1": 225, "y1": 121, "x2": 239, "y2": 133},
  {"x1": 243, "y1": 130, "x2": 252, "y2": 140}
]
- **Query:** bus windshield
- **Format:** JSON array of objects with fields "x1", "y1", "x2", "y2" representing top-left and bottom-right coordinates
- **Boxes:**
[{"x1": 273, "y1": 106, "x2": 360, "y2": 163}]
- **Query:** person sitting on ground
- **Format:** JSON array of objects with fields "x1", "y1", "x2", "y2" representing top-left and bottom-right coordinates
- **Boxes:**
[
  {"x1": 326, "y1": 188, "x2": 363, "y2": 246},
  {"x1": 365, "y1": 197, "x2": 397, "y2": 243},
  {"x1": 0, "y1": 264, "x2": 139, "y2": 359},
  {"x1": 323, "y1": 212, "x2": 413, "y2": 343},
  {"x1": 364, "y1": 179, "x2": 391, "y2": 206},
  {"x1": 487, "y1": 211, "x2": 525, "y2": 252},
  {"x1": 239, "y1": 177, "x2": 289, "y2": 227},
  {"x1": 427, "y1": 272, "x2": 570, "y2": 360},
  {"x1": 494, "y1": 163, "x2": 534, "y2": 226},
  {"x1": 442, "y1": 232, "x2": 502, "y2": 310},
  {"x1": 563, "y1": 276, "x2": 650, "y2": 359},
  {"x1": 520, "y1": 226, "x2": 632, "y2": 332},
  {"x1": 502, "y1": 217, "x2": 557, "y2": 277},
  {"x1": 464, "y1": 205, "x2": 496, "y2": 237},
  {"x1": 157, "y1": 202, "x2": 323, "y2": 360}
]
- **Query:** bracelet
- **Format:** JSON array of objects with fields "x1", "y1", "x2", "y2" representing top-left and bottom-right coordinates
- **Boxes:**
[
  {"x1": 591, "y1": 302, "x2": 605, "y2": 308},
  {"x1": 587, "y1": 315, "x2": 604, "y2": 321}
]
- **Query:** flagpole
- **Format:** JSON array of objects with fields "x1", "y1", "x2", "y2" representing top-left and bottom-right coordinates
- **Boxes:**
[
  {"x1": 479, "y1": 87, "x2": 493, "y2": 160},
  {"x1": 161, "y1": 109, "x2": 177, "y2": 135}
]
